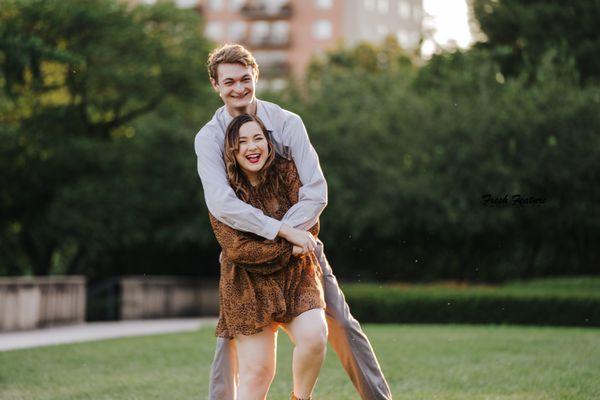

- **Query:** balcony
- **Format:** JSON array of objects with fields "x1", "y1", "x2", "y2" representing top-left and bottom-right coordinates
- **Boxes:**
[
  {"x1": 259, "y1": 61, "x2": 291, "y2": 77},
  {"x1": 240, "y1": 1, "x2": 293, "y2": 20},
  {"x1": 243, "y1": 34, "x2": 291, "y2": 49}
]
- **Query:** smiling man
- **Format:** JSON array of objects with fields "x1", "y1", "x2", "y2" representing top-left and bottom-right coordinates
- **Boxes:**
[{"x1": 194, "y1": 44, "x2": 392, "y2": 400}]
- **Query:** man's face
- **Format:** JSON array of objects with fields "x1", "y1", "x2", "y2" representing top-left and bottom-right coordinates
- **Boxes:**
[{"x1": 211, "y1": 63, "x2": 257, "y2": 111}]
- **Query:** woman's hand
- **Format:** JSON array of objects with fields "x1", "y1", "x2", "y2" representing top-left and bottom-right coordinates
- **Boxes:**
[{"x1": 278, "y1": 224, "x2": 317, "y2": 254}]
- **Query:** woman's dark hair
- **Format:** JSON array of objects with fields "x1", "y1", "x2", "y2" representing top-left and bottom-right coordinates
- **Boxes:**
[{"x1": 224, "y1": 114, "x2": 285, "y2": 202}]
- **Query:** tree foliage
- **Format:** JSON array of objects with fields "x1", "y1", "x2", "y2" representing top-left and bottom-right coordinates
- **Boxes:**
[
  {"x1": 273, "y1": 41, "x2": 600, "y2": 282},
  {"x1": 2, "y1": 2, "x2": 598, "y2": 283},
  {"x1": 0, "y1": 0, "x2": 216, "y2": 279},
  {"x1": 470, "y1": 0, "x2": 600, "y2": 83}
]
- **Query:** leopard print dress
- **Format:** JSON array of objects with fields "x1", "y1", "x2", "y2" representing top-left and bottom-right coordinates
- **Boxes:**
[{"x1": 209, "y1": 157, "x2": 325, "y2": 339}]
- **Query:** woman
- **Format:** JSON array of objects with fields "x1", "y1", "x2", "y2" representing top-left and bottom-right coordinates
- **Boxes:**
[{"x1": 208, "y1": 113, "x2": 328, "y2": 400}]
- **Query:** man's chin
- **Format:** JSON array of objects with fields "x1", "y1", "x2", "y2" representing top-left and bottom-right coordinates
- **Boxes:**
[{"x1": 227, "y1": 99, "x2": 255, "y2": 114}]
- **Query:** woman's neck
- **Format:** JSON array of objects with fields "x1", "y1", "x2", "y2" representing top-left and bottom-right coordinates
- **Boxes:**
[{"x1": 244, "y1": 171, "x2": 259, "y2": 187}]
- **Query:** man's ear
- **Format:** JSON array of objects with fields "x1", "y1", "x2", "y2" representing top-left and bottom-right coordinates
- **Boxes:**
[{"x1": 210, "y1": 77, "x2": 219, "y2": 92}]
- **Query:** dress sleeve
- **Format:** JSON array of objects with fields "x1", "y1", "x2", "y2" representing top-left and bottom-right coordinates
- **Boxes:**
[{"x1": 209, "y1": 213, "x2": 293, "y2": 269}]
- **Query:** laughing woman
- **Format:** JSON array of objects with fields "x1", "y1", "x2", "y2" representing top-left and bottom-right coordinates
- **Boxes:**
[{"x1": 208, "y1": 113, "x2": 327, "y2": 400}]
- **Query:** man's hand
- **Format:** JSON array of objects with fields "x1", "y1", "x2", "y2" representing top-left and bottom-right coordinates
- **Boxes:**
[
  {"x1": 279, "y1": 223, "x2": 317, "y2": 253},
  {"x1": 292, "y1": 245, "x2": 307, "y2": 256}
]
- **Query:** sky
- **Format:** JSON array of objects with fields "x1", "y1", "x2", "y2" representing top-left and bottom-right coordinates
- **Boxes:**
[{"x1": 421, "y1": 0, "x2": 474, "y2": 57}]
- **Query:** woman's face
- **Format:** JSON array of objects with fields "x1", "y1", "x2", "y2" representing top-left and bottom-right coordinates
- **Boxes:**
[{"x1": 234, "y1": 121, "x2": 269, "y2": 181}]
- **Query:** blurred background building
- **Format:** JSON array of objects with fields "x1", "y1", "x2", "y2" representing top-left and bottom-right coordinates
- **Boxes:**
[
  {"x1": 198, "y1": 0, "x2": 423, "y2": 89},
  {"x1": 134, "y1": 0, "x2": 423, "y2": 89}
]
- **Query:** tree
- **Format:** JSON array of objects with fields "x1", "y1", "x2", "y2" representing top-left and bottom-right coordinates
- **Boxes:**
[
  {"x1": 0, "y1": 0, "x2": 214, "y2": 277},
  {"x1": 272, "y1": 39, "x2": 600, "y2": 282},
  {"x1": 469, "y1": 0, "x2": 600, "y2": 83}
]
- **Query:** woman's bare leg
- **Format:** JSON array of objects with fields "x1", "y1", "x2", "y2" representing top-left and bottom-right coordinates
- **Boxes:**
[
  {"x1": 235, "y1": 325, "x2": 278, "y2": 400},
  {"x1": 282, "y1": 308, "x2": 328, "y2": 399}
]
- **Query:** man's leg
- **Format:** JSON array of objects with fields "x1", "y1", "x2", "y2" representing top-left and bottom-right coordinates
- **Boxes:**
[
  {"x1": 209, "y1": 337, "x2": 238, "y2": 400},
  {"x1": 316, "y1": 239, "x2": 393, "y2": 400}
]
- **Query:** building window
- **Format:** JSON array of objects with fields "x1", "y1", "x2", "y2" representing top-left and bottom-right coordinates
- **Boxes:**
[
  {"x1": 312, "y1": 19, "x2": 332, "y2": 40},
  {"x1": 263, "y1": 0, "x2": 287, "y2": 14},
  {"x1": 377, "y1": 0, "x2": 388, "y2": 13},
  {"x1": 228, "y1": 0, "x2": 244, "y2": 11},
  {"x1": 364, "y1": 0, "x2": 375, "y2": 11},
  {"x1": 398, "y1": 1, "x2": 411, "y2": 19},
  {"x1": 413, "y1": 6, "x2": 422, "y2": 21},
  {"x1": 271, "y1": 21, "x2": 290, "y2": 44},
  {"x1": 208, "y1": 0, "x2": 223, "y2": 11},
  {"x1": 270, "y1": 78, "x2": 287, "y2": 91},
  {"x1": 377, "y1": 25, "x2": 388, "y2": 38},
  {"x1": 228, "y1": 21, "x2": 246, "y2": 41},
  {"x1": 397, "y1": 30, "x2": 410, "y2": 47},
  {"x1": 174, "y1": 0, "x2": 197, "y2": 8},
  {"x1": 250, "y1": 21, "x2": 270, "y2": 45},
  {"x1": 206, "y1": 22, "x2": 223, "y2": 41},
  {"x1": 315, "y1": 0, "x2": 333, "y2": 9},
  {"x1": 411, "y1": 32, "x2": 420, "y2": 46}
]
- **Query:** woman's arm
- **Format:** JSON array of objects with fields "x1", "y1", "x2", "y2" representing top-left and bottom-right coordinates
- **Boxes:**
[{"x1": 209, "y1": 213, "x2": 293, "y2": 268}]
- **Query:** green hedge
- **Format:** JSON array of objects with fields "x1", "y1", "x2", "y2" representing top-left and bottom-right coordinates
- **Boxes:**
[{"x1": 342, "y1": 277, "x2": 600, "y2": 327}]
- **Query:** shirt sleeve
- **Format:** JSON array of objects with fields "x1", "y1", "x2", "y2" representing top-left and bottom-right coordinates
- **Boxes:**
[
  {"x1": 195, "y1": 130, "x2": 282, "y2": 240},
  {"x1": 280, "y1": 115, "x2": 328, "y2": 230},
  {"x1": 208, "y1": 213, "x2": 293, "y2": 270}
]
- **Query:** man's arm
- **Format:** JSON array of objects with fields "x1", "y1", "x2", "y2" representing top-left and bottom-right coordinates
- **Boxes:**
[
  {"x1": 195, "y1": 130, "x2": 282, "y2": 240},
  {"x1": 280, "y1": 114, "x2": 328, "y2": 230}
]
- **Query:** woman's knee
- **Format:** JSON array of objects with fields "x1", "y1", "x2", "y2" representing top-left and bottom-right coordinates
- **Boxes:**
[
  {"x1": 239, "y1": 362, "x2": 275, "y2": 387},
  {"x1": 297, "y1": 315, "x2": 328, "y2": 353}
]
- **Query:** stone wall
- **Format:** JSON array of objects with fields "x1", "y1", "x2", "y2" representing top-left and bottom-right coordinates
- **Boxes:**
[
  {"x1": 119, "y1": 276, "x2": 219, "y2": 320},
  {"x1": 0, "y1": 276, "x2": 86, "y2": 332}
]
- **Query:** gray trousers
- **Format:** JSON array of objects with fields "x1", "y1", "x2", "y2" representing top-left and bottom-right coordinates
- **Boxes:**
[{"x1": 208, "y1": 240, "x2": 393, "y2": 400}]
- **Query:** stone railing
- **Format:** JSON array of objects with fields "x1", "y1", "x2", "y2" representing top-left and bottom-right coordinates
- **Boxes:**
[
  {"x1": 0, "y1": 276, "x2": 86, "y2": 332},
  {"x1": 119, "y1": 276, "x2": 218, "y2": 320}
]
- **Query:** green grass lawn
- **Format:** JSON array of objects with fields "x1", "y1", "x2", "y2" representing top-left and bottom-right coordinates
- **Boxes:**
[{"x1": 1, "y1": 323, "x2": 599, "y2": 400}]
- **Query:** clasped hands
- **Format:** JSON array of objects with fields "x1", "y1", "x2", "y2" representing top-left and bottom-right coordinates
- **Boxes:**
[{"x1": 278, "y1": 223, "x2": 318, "y2": 257}]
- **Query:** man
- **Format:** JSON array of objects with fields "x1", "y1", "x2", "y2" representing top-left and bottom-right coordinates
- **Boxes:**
[{"x1": 195, "y1": 44, "x2": 392, "y2": 400}]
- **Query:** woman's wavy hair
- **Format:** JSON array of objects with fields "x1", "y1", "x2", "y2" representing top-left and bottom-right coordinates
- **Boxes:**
[{"x1": 224, "y1": 114, "x2": 286, "y2": 202}]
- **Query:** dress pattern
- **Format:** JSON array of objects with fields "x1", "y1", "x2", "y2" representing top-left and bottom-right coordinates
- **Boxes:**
[{"x1": 209, "y1": 157, "x2": 325, "y2": 339}]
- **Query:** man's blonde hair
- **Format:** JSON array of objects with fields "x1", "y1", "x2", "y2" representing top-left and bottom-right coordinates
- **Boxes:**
[{"x1": 207, "y1": 44, "x2": 259, "y2": 82}]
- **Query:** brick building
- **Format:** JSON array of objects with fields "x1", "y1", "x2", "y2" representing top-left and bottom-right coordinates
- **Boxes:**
[{"x1": 199, "y1": 0, "x2": 423, "y2": 88}]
